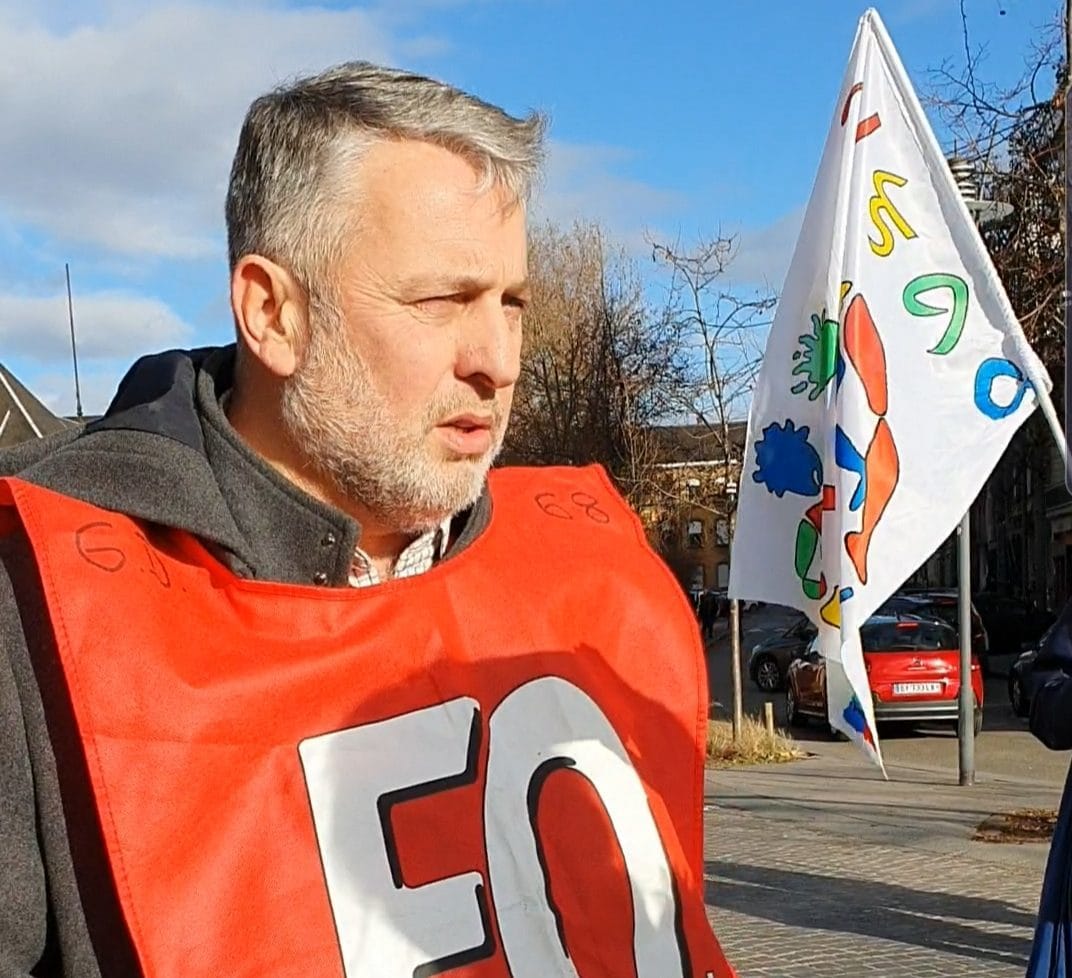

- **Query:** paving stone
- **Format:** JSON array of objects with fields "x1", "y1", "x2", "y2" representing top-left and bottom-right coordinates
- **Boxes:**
[{"x1": 704, "y1": 806, "x2": 1043, "y2": 977}]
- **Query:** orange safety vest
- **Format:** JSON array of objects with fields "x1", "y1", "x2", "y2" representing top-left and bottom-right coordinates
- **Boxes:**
[{"x1": 3, "y1": 466, "x2": 734, "y2": 978}]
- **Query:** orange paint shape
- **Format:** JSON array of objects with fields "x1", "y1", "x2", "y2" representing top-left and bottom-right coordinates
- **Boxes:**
[
  {"x1": 845, "y1": 418, "x2": 899, "y2": 585},
  {"x1": 855, "y1": 115, "x2": 881, "y2": 141},
  {"x1": 804, "y1": 484, "x2": 836, "y2": 532},
  {"x1": 843, "y1": 294, "x2": 888, "y2": 417},
  {"x1": 841, "y1": 82, "x2": 864, "y2": 125}
]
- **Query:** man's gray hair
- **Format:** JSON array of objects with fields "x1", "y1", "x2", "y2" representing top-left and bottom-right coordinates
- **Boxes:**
[{"x1": 225, "y1": 61, "x2": 546, "y2": 290}]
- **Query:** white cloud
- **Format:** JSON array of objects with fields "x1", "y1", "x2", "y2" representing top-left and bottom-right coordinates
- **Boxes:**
[
  {"x1": 0, "y1": 289, "x2": 194, "y2": 363},
  {"x1": 0, "y1": 2, "x2": 433, "y2": 260},
  {"x1": 30, "y1": 364, "x2": 130, "y2": 418},
  {"x1": 535, "y1": 140, "x2": 687, "y2": 247},
  {"x1": 0, "y1": 3, "x2": 693, "y2": 276},
  {"x1": 722, "y1": 207, "x2": 805, "y2": 292}
]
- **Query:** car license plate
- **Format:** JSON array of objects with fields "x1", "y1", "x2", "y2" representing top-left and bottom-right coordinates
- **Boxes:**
[{"x1": 892, "y1": 682, "x2": 943, "y2": 696}]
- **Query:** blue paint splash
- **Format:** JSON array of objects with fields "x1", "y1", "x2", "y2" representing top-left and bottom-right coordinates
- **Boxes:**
[
  {"x1": 835, "y1": 426, "x2": 866, "y2": 513},
  {"x1": 752, "y1": 419, "x2": 823, "y2": 499}
]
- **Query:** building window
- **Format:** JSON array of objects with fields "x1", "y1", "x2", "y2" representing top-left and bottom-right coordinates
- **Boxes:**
[
  {"x1": 715, "y1": 519, "x2": 729, "y2": 546},
  {"x1": 687, "y1": 519, "x2": 704, "y2": 548}
]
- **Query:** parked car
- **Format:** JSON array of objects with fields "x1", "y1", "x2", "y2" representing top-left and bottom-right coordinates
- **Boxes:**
[
  {"x1": 1008, "y1": 624, "x2": 1065, "y2": 717},
  {"x1": 974, "y1": 592, "x2": 1054, "y2": 658},
  {"x1": 785, "y1": 615, "x2": 984, "y2": 735},
  {"x1": 748, "y1": 614, "x2": 816, "y2": 692},
  {"x1": 878, "y1": 590, "x2": 989, "y2": 665}
]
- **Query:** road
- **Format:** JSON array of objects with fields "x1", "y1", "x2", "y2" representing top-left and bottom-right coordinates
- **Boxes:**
[
  {"x1": 700, "y1": 603, "x2": 1068, "y2": 976},
  {"x1": 705, "y1": 603, "x2": 1070, "y2": 785}
]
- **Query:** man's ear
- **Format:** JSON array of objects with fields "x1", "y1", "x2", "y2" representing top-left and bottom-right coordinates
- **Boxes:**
[{"x1": 230, "y1": 255, "x2": 308, "y2": 379}]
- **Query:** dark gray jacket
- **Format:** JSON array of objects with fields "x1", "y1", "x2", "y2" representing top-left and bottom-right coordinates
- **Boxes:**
[{"x1": 0, "y1": 345, "x2": 487, "y2": 976}]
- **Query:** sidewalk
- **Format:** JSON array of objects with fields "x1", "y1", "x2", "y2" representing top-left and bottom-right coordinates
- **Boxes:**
[{"x1": 702, "y1": 744, "x2": 1065, "y2": 977}]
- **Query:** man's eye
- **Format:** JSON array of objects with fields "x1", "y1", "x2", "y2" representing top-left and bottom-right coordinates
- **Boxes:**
[
  {"x1": 416, "y1": 295, "x2": 460, "y2": 311},
  {"x1": 504, "y1": 296, "x2": 528, "y2": 312}
]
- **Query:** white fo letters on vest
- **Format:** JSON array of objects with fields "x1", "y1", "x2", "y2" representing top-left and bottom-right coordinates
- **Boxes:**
[{"x1": 299, "y1": 678, "x2": 686, "y2": 977}]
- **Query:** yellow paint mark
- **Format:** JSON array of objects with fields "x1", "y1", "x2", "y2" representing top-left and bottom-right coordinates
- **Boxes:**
[
  {"x1": 821, "y1": 589, "x2": 842, "y2": 627},
  {"x1": 868, "y1": 170, "x2": 917, "y2": 257}
]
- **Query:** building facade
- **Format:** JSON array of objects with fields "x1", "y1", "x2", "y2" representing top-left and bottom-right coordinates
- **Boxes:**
[{"x1": 636, "y1": 423, "x2": 747, "y2": 593}]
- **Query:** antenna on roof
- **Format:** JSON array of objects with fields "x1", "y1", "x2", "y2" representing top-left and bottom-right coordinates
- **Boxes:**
[{"x1": 65, "y1": 263, "x2": 84, "y2": 419}]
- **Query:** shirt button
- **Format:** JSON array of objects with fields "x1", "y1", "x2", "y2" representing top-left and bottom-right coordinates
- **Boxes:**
[
  {"x1": 321, "y1": 533, "x2": 337, "y2": 548},
  {"x1": 313, "y1": 571, "x2": 329, "y2": 585}
]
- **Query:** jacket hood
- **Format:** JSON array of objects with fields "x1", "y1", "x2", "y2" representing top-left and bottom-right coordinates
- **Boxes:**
[
  {"x1": 89, "y1": 345, "x2": 225, "y2": 450},
  {"x1": 0, "y1": 346, "x2": 260, "y2": 572}
]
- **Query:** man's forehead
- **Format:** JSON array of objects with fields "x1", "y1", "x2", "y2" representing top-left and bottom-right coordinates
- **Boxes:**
[{"x1": 396, "y1": 265, "x2": 531, "y2": 294}]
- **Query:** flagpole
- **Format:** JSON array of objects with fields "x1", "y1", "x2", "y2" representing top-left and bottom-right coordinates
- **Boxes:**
[
  {"x1": 870, "y1": 9, "x2": 1066, "y2": 462},
  {"x1": 727, "y1": 482, "x2": 743, "y2": 741},
  {"x1": 1034, "y1": 387, "x2": 1068, "y2": 464}
]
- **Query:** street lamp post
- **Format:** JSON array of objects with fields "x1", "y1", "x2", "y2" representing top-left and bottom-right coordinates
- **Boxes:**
[
  {"x1": 947, "y1": 156, "x2": 1014, "y2": 787},
  {"x1": 726, "y1": 481, "x2": 743, "y2": 741}
]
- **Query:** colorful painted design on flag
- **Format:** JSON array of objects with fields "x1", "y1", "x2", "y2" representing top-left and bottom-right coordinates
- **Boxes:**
[
  {"x1": 902, "y1": 272, "x2": 969, "y2": 355},
  {"x1": 729, "y1": 8, "x2": 1052, "y2": 769},
  {"x1": 751, "y1": 419, "x2": 823, "y2": 499},
  {"x1": 842, "y1": 693, "x2": 876, "y2": 750},
  {"x1": 757, "y1": 288, "x2": 901, "y2": 635},
  {"x1": 975, "y1": 358, "x2": 1037, "y2": 420}
]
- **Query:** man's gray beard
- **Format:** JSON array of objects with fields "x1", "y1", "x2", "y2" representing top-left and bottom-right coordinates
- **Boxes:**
[{"x1": 280, "y1": 319, "x2": 503, "y2": 534}]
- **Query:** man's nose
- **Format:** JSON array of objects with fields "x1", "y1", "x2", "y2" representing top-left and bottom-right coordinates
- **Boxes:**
[{"x1": 455, "y1": 298, "x2": 522, "y2": 390}]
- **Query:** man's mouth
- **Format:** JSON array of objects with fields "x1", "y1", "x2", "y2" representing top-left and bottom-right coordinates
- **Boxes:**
[{"x1": 436, "y1": 413, "x2": 495, "y2": 455}]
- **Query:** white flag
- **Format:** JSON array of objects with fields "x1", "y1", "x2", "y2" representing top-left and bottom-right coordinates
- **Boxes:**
[{"x1": 728, "y1": 8, "x2": 1051, "y2": 766}]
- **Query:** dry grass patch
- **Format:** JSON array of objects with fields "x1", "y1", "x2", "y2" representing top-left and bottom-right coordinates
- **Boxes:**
[
  {"x1": 706, "y1": 715, "x2": 808, "y2": 768},
  {"x1": 974, "y1": 809, "x2": 1058, "y2": 844}
]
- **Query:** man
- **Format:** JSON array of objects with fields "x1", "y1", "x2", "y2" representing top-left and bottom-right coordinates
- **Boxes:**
[
  {"x1": 699, "y1": 588, "x2": 719, "y2": 640},
  {"x1": 1026, "y1": 600, "x2": 1072, "y2": 977},
  {"x1": 0, "y1": 63, "x2": 735, "y2": 976}
]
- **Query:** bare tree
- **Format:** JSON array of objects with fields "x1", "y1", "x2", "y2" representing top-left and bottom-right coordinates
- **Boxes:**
[
  {"x1": 504, "y1": 220, "x2": 686, "y2": 506},
  {"x1": 646, "y1": 234, "x2": 776, "y2": 517},
  {"x1": 505, "y1": 221, "x2": 777, "y2": 593}
]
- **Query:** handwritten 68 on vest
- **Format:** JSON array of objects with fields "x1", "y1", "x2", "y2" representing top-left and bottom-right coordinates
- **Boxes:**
[{"x1": 4, "y1": 467, "x2": 735, "y2": 978}]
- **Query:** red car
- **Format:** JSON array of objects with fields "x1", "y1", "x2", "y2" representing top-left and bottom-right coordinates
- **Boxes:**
[{"x1": 785, "y1": 615, "x2": 984, "y2": 736}]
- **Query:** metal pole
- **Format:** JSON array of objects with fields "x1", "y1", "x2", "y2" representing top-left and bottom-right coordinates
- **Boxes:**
[
  {"x1": 65, "y1": 263, "x2": 84, "y2": 419},
  {"x1": 957, "y1": 512, "x2": 975, "y2": 785},
  {"x1": 946, "y1": 154, "x2": 990, "y2": 787},
  {"x1": 728, "y1": 500, "x2": 743, "y2": 741},
  {"x1": 730, "y1": 597, "x2": 743, "y2": 741}
]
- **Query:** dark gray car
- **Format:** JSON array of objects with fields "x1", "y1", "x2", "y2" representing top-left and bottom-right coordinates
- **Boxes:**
[
  {"x1": 1008, "y1": 623, "x2": 1065, "y2": 717},
  {"x1": 748, "y1": 614, "x2": 817, "y2": 692}
]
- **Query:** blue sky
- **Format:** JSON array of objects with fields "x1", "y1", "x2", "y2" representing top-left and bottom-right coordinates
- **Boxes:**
[{"x1": 0, "y1": 0, "x2": 1058, "y2": 415}]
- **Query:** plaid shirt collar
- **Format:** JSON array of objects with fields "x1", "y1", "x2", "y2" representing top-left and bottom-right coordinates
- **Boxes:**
[{"x1": 348, "y1": 518, "x2": 451, "y2": 587}]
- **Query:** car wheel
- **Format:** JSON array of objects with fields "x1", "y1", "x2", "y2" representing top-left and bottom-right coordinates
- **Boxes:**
[
  {"x1": 974, "y1": 709, "x2": 983, "y2": 737},
  {"x1": 785, "y1": 686, "x2": 804, "y2": 727},
  {"x1": 1009, "y1": 675, "x2": 1028, "y2": 718},
  {"x1": 754, "y1": 656, "x2": 782, "y2": 692}
]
